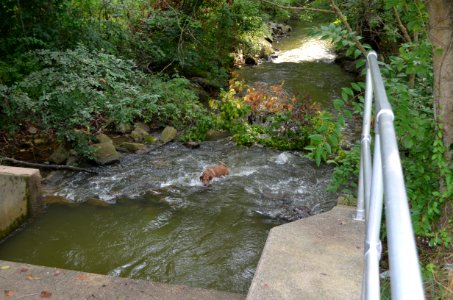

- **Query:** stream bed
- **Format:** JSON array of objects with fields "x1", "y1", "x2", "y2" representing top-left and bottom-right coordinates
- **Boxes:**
[{"x1": 0, "y1": 21, "x2": 354, "y2": 294}]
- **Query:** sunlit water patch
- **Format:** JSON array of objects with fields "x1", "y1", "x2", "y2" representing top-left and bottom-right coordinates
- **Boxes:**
[{"x1": 272, "y1": 37, "x2": 335, "y2": 64}]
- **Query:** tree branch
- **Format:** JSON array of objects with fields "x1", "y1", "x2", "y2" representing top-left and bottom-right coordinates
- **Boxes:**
[
  {"x1": 259, "y1": 0, "x2": 334, "y2": 14},
  {"x1": 393, "y1": 6, "x2": 416, "y2": 88},
  {"x1": 0, "y1": 157, "x2": 98, "y2": 174},
  {"x1": 329, "y1": 0, "x2": 367, "y2": 57},
  {"x1": 393, "y1": 7, "x2": 412, "y2": 43}
]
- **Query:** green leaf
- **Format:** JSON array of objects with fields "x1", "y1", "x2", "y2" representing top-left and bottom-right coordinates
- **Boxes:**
[
  {"x1": 309, "y1": 134, "x2": 323, "y2": 143},
  {"x1": 344, "y1": 110, "x2": 353, "y2": 118},
  {"x1": 315, "y1": 147, "x2": 322, "y2": 166},
  {"x1": 356, "y1": 59, "x2": 366, "y2": 69},
  {"x1": 402, "y1": 137, "x2": 414, "y2": 149},
  {"x1": 351, "y1": 82, "x2": 362, "y2": 92},
  {"x1": 324, "y1": 141, "x2": 332, "y2": 154},
  {"x1": 328, "y1": 135, "x2": 339, "y2": 147},
  {"x1": 333, "y1": 99, "x2": 344, "y2": 110},
  {"x1": 341, "y1": 90, "x2": 349, "y2": 101}
]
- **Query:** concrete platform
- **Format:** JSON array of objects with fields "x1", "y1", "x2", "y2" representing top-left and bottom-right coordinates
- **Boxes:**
[
  {"x1": 0, "y1": 260, "x2": 245, "y2": 300},
  {"x1": 0, "y1": 166, "x2": 42, "y2": 240},
  {"x1": 247, "y1": 205, "x2": 365, "y2": 300}
]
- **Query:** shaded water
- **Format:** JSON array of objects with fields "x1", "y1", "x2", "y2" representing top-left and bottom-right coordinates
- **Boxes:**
[
  {"x1": 237, "y1": 21, "x2": 354, "y2": 107},
  {"x1": 0, "y1": 21, "x2": 354, "y2": 294}
]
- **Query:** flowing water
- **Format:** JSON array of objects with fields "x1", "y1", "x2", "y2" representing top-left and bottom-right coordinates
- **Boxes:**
[
  {"x1": 237, "y1": 21, "x2": 354, "y2": 107},
  {"x1": 0, "y1": 21, "x2": 354, "y2": 294}
]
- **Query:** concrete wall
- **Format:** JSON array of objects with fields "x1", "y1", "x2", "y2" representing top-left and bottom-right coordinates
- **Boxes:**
[{"x1": 0, "y1": 166, "x2": 42, "y2": 240}]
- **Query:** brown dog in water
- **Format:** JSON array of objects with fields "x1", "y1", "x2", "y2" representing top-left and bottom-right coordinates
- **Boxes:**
[{"x1": 200, "y1": 162, "x2": 229, "y2": 186}]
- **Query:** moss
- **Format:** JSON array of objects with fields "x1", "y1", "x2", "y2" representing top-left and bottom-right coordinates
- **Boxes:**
[
  {"x1": 0, "y1": 171, "x2": 42, "y2": 241},
  {"x1": 0, "y1": 212, "x2": 27, "y2": 241}
]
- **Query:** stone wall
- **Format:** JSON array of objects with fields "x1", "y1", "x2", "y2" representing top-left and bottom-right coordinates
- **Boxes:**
[{"x1": 0, "y1": 166, "x2": 42, "y2": 240}]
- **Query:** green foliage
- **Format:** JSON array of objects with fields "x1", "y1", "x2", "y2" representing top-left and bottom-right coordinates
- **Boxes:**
[
  {"x1": 421, "y1": 263, "x2": 453, "y2": 299},
  {"x1": 131, "y1": 0, "x2": 269, "y2": 84},
  {"x1": 0, "y1": 45, "x2": 205, "y2": 156},
  {"x1": 328, "y1": 144, "x2": 361, "y2": 195},
  {"x1": 323, "y1": 1, "x2": 451, "y2": 248},
  {"x1": 305, "y1": 112, "x2": 342, "y2": 166},
  {"x1": 209, "y1": 82, "x2": 340, "y2": 162},
  {"x1": 319, "y1": 23, "x2": 370, "y2": 59}
]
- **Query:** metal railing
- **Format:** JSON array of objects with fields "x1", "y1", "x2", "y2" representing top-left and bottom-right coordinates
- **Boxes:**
[{"x1": 355, "y1": 51, "x2": 425, "y2": 300}]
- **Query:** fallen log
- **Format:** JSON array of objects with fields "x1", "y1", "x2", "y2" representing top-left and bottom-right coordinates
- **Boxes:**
[{"x1": 0, "y1": 156, "x2": 98, "y2": 174}]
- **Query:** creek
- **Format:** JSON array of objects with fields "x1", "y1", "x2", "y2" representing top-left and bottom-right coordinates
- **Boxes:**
[{"x1": 0, "y1": 21, "x2": 354, "y2": 294}]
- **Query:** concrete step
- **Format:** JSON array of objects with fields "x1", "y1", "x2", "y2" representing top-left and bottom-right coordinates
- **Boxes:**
[
  {"x1": 0, "y1": 260, "x2": 245, "y2": 300},
  {"x1": 247, "y1": 205, "x2": 365, "y2": 300}
]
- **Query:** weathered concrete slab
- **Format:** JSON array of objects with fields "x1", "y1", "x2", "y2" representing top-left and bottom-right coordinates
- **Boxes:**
[
  {"x1": 247, "y1": 205, "x2": 364, "y2": 300},
  {"x1": 0, "y1": 260, "x2": 245, "y2": 300},
  {"x1": 0, "y1": 166, "x2": 42, "y2": 240}
]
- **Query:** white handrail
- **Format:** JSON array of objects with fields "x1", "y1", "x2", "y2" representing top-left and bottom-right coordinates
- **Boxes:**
[{"x1": 356, "y1": 51, "x2": 425, "y2": 300}]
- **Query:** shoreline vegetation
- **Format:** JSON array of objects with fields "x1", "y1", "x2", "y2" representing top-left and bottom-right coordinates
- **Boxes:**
[{"x1": 0, "y1": 1, "x2": 451, "y2": 298}]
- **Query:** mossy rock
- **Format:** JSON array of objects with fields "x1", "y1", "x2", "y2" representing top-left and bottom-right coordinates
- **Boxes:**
[
  {"x1": 205, "y1": 129, "x2": 231, "y2": 141},
  {"x1": 95, "y1": 133, "x2": 113, "y2": 144},
  {"x1": 119, "y1": 142, "x2": 147, "y2": 153},
  {"x1": 134, "y1": 122, "x2": 150, "y2": 133},
  {"x1": 160, "y1": 126, "x2": 177, "y2": 144},
  {"x1": 48, "y1": 144, "x2": 70, "y2": 164},
  {"x1": 130, "y1": 127, "x2": 149, "y2": 142},
  {"x1": 92, "y1": 141, "x2": 120, "y2": 165},
  {"x1": 144, "y1": 135, "x2": 156, "y2": 144},
  {"x1": 259, "y1": 39, "x2": 274, "y2": 59}
]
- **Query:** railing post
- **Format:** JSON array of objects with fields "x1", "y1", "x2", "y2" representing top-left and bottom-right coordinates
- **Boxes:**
[
  {"x1": 378, "y1": 113, "x2": 424, "y2": 300},
  {"x1": 363, "y1": 121, "x2": 384, "y2": 300},
  {"x1": 367, "y1": 52, "x2": 424, "y2": 299},
  {"x1": 355, "y1": 57, "x2": 374, "y2": 221},
  {"x1": 359, "y1": 51, "x2": 424, "y2": 300}
]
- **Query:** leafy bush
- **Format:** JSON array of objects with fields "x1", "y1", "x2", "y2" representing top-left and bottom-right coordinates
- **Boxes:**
[
  {"x1": 319, "y1": 13, "x2": 451, "y2": 246},
  {"x1": 0, "y1": 45, "x2": 206, "y2": 156},
  {"x1": 131, "y1": 6, "x2": 231, "y2": 83},
  {"x1": 206, "y1": 80, "x2": 340, "y2": 162}
]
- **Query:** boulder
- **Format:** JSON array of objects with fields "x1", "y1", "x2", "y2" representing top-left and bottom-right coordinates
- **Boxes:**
[
  {"x1": 95, "y1": 133, "x2": 113, "y2": 144},
  {"x1": 259, "y1": 39, "x2": 274, "y2": 59},
  {"x1": 281, "y1": 24, "x2": 292, "y2": 34},
  {"x1": 205, "y1": 129, "x2": 231, "y2": 141},
  {"x1": 268, "y1": 22, "x2": 278, "y2": 34},
  {"x1": 144, "y1": 135, "x2": 156, "y2": 144},
  {"x1": 160, "y1": 126, "x2": 177, "y2": 144},
  {"x1": 48, "y1": 144, "x2": 70, "y2": 164},
  {"x1": 119, "y1": 142, "x2": 147, "y2": 153},
  {"x1": 92, "y1": 141, "x2": 120, "y2": 165},
  {"x1": 130, "y1": 127, "x2": 149, "y2": 142},
  {"x1": 134, "y1": 122, "x2": 150, "y2": 133}
]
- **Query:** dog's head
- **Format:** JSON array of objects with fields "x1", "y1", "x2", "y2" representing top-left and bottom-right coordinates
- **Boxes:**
[{"x1": 199, "y1": 172, "x2": 213, "y2": 186}]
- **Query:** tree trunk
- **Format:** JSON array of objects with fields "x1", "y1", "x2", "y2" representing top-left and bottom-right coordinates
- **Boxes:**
[
  {"x1": 428, "y1": 1, "x2": 453, "y2": 156},
  {"x1": 427, "y1": 1, "x2": 453, "y2": 229}
]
